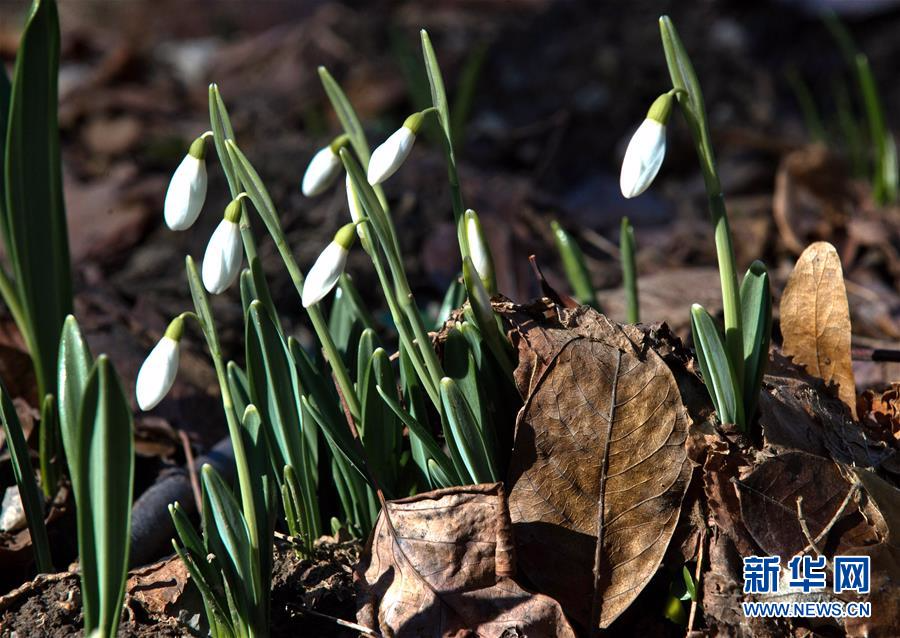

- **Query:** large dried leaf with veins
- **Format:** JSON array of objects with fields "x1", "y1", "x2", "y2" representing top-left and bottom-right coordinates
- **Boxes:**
[
  {"x1": 356, "y1": 483, "x2": 575, "y2": 638},
  {"x1": 501, "y1": 302, "x2": 691, "y2": 629},
  {"x1": 780, "y1": 241, "x2": 857, "y2": 417}
]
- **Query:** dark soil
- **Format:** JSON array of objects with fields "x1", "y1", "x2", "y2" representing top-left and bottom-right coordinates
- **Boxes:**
[{"x1": 0, "y1": 539, "x2": 361, "y2": 637}]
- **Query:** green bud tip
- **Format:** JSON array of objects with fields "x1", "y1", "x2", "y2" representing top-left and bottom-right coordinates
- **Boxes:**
[
  {"x1": 164, "y1": 316, "x2": 184, "y2": 342},
  {"x1": 329, "y1": 133, "x2": 350, "y2": 154},
  {"x1": 334, "y1": 221, "x2": 359, "y2": 249},
  {"x1": 646, "y1": 92, "x2": 675, "y2": 125},
  {"x1": 403, "y1": 111, "x2": 426, "y2": 134},
  {"x1": 188, "y1": 134, "x2": 209, "y2": 160},
  {"x1": 223, "y1": 196, "x2": 245, "y2": 223}
]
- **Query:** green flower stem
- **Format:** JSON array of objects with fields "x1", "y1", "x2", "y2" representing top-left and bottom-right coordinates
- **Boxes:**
[
  {"x1": 356, "y1": 217, "x2": 440, "y2": 406},
  {"x1": 709, "y1": 191, "x2": 743, "y2": 383},
  {"x1": 660, "y1": 15, "x2": 743, "y2": 385},
  {"x1": 180, "y1": 271, "x2": 260, "y2": 575},
  {"x1": 270, "y1": 228, "x2": 362, "y2": 421},
  {"x1": 225, "y1": 140, "x2": 362, "y2": 421},
  {"x1": 620, "y1": 217, "x2": 639, "y2": 324}
]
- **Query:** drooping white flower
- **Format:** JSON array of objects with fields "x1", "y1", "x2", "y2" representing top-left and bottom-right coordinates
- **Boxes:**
[
  {"x1": 302, "y1": 222, "x2": 358, "y2": 307},
  {"x1": 619, "y1": 92, "x2": 674, "y2": 199},
  {"x1": 136, "y1": 317, "x2": 183, "y2": 411},
  {"x1": 464, "y1": 209, "x2": 496, "y2": 295},
  {"x1": 202, "y1": 198, "x2": 244, "y2": 294},
  {"x1": 302, "y1": 143, "x2": 342, "y2": 197},
  {"x1": 165, "y1": 135, "x2": 209, "y2": 230},
  {"x1": 367, "y1": 111, "x2": 426, "y2": 185}
]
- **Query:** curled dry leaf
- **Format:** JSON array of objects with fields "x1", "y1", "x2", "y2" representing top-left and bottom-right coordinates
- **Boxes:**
[
  {"x1": 735, "y1": 452, "x2": 868, "y2": 557},
  {"x1": 780, "y1": 241, "x2": 857, "y2": 418},
  {"x1": 758, "y1": 353, "x2": 895, "y2": 472},
  {"x1": 500, "y1": 302, "x2": 692, "y2": 629},
  {"x1": 356, "y1": 483, "x2": 575, "y2": 638}
]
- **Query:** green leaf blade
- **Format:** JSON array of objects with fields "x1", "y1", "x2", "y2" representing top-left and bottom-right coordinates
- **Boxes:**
[{"x1": 5, "y1": 0, "x2": 72, "y2": 398}]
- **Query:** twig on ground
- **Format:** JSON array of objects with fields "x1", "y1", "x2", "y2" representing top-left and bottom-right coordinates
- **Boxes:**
[
  {"x1": 687, "y1": 526, "x2": 706, "y2": 634},
  {"x1": 288, "y1": 603, "x2": 382, "y2": 637},
  {"x1": 178, "y1": 429, "x2": 202, "y2": 513}
]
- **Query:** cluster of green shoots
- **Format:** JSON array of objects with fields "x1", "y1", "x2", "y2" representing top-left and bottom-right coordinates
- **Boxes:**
[
  {"x1": 0, "y1": 2, "x2": 135, "y2": 637},
  {"x1": 0, "y1": 3, "x2": 775, "y2": 635},
  {"x1": 128, "y1": 31, "x2": 518, "y2": 636}
]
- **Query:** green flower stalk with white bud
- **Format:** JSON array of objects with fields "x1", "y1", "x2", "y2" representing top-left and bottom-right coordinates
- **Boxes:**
[
  {"x1": 301, "y1": 134, "x2": 349, "y2": 197},
  {"x1": 164, "y1": 132, "x2": 211, "y2": 231},
  {"x1": 620, "y1": 91, "x2": 674, "y2": 198},
  {"x1": 367, "y1": 110, "x2": 431, "y2": 185},
  {"x1": 302, "y1": 221, "x2": 362, "y2": 308},
  {"x1": 464, "y1": 209, "x2": 497, "y2": 295},
  {"x1": 202, "y1": 194, "x2": 246, "y2": 294}
]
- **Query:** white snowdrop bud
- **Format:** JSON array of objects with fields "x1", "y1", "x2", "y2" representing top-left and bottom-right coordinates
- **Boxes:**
[
  {"x1": 619, "y1": 92, "x2": 674, "y2": 199},
  {"x1": 464, "y1": 209, "x2": 496, "y2": 295},
  {"x1": 164, "y1": 134, "x2": 209, "y2": 230},
  {"x1": 302, "y1": 135, "x2": 347, "y2": 196},
  {"x1": 302, "y1": 222, "x2": 358, "y2": 308},
  {"x1": 136, "y1": 317, "x2": 183, "y2": 411},
  {"x1": 367, "y1": 111, "x2": 425, "y2": 185},
  {"x1": 201, "y1": 198, "x2": 244, "y2": 294}
]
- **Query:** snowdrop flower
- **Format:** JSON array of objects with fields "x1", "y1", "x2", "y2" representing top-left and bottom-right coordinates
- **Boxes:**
[
  {"x1": 367, "y1": 111, "x2": 426, "y2": 185},
  {"x1": 136, "y1": 316, "x2": 183, "y2": 411},
  {"x1": 165, "y1": 133, "x2": 210, "y2": 230},
  {"x1": 464, "y1": 209, "x2": 497, "y2": 295},
  {"x1": 619, "y1": 92, "x2": 674, "y2": 199},
  {"x1": 202, "y1": 196, "x2": 244, "y2": 294},
  {"x1": 302, "y1": 135, "x2": 348, "y2": 197},
  {"x1": 302, "y1": 222, "x2": 359, "y2": 307}
]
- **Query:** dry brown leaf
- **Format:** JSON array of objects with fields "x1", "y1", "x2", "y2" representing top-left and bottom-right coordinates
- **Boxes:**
[
  {"x1": 356, "y1": 483, "x2": 575, "y2": 638},
  {"x1": 736, "y1": 452, "x2": 864, "y2": 557},
  {"x1": 843, "y1": 470, "x2": 900, "y2": 638},
  {"x1": 781, "y1": 241, "x2": 858, "y2": 418},
  {"x1": 501, "y1": 302, "x2": 692, "y2": 629},
  {"x1": 758, "y1": 353, "x2": 894, "y2": 471}
]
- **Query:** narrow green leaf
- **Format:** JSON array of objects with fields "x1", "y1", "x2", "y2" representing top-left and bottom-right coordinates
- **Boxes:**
[
  {"x1": 551, "y1": 220, "x2": 597, "y2": 308},
  {"x1": 328, "y1": 274, "x2": 376, "y2": 370},
  {"x1": 171, "y1": 540, "x2": 236, "y2": 638},
  {"x1": 420, "y1": 29, "x2": 466, "y2": 239},
  {"x1": 37, "y1": 393, "x2": 60, "y2": 498},
  {"x1": 439, "y1": 377, "x2": 497, "y2": 484},
  {"x1": 0, "y1": 376, "x2": 52, "y2": 572},
  {"x1": 79, "y1": 355, "x2": 134, "y2": 636},
  {"x1": 856, "y1": 54, "x2": 896, "y2": 204},
  {"x1": 200, "y1": 465, "x2": 254, "y2": 607},
  {"x1": 0, "y1": 63, "x2": 11, "y2": 248},
  {"x1": 301, "y1": 395, "x2": 369, "y2": 487},
  {"x1": 57, "y1": 315, "x2": 92, "y2": 496},
  {"x1": 317, "y1": 67, "x2": 371, "y2": 166},
  {"x1": 739, "y1": 261, "x2": 772, "y2": 423},
  {"x1": 5, "y1": 0, "x2": 72, "y2": 399},
  {"x1": 690, "y1": 305, "x2": 743, "y2": 429},
  {"x1": 361, "y1": 348, "x2": 402, "y2": 488},
  {"x1": 376, "y1": 384, "x2": 458, "y2": 487},
  {"x1": 208, "y1": 83, "x2": 240, "y2": 196},
  {"x1": 226, "y1": 361, "x2": 251, "y2": 422},
  {"x1": 420, "y1": 29, "x2": 451, "y2": 142},
  {"x1": 659, "y1": 15, "x2": 707, "y2": 143},
  {"x1": 434, "y1": 275, "x2": 465, "y2": 331},
  {"x1": 245, "y1": 301, "x2": 306, "y2": 476},
  {"x1": 620, "y1": 217, "x2": 639, "y2": 323}
]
